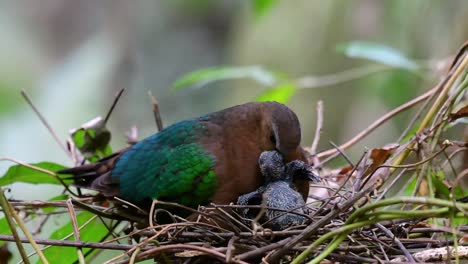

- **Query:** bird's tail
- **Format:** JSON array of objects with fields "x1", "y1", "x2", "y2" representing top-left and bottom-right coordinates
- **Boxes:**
[
  {"x1": 58, "y1": 163, "x2": 101, "y2": 187},
  {"x1": 57, "y1": 152, "x2": 121, "y2": 196}
]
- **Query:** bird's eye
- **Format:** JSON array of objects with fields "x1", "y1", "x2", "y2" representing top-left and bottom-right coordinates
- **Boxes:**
[{"x1": 270, "y1": 134, "x2": 276, "y2": 144}]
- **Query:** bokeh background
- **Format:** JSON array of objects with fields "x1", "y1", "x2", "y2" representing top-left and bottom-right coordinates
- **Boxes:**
[
  {"x1": 1, "y1": 0, "x2": 467, "y2": 201},
  {"x1": 1, "y1": 1, "x2": 468, "y2": 263}
]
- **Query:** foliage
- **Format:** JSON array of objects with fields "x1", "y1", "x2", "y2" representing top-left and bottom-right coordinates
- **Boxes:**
[
  {"x1": 172, "y1": 65, "x2": 279, "y2": 90},
  {"x1": 336, "y1": 41, "x2": 420, "y2": 70},
  {"x1": 40, "y1": 211, "x2": 110, "y2": 264},
  {"x1": 70, "y1": 116, "x2": 112, "y2": 162},
  {"x1": 252, "y1": 0, "x2": 278, "y2": 18},
  {"x1": 0, "y1": 162, "x2": 69, "y2": 186},
  {"x1": 255, "y1": 83, "x2": 297, "y2": 103},
  {"x1": 172, "y1": 41, "x2": 426, "y2": 106}
]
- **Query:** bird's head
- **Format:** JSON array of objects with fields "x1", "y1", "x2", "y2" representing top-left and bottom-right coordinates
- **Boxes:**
[
  {"x1": 258, "y1": 150, "x2": 285, "y2": 182},
  {"x1": 262, "y1": 102, "x2": 302, "y2": 161}
]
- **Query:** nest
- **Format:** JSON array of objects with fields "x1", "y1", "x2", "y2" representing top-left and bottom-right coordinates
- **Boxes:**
[{"x1": 1, "y1": 43, "x2": 468, "y2": 263}]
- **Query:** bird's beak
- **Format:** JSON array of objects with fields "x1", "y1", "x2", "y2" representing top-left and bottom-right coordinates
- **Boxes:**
[{"x1": 302, "y1": 168, "x2": 321, "y2": 183}]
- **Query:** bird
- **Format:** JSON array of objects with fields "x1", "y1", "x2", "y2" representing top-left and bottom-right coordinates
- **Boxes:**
[
  {"x1": 237, "y1": 150, "x2": 320, "y2": 230},
  {"x1": 58, "y1": 102, "x2": 310, "y2": 212}
]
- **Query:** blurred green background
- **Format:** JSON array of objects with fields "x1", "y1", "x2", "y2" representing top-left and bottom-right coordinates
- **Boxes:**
[
  {"x1": 1, "y1": 0, "x2": 467, "y2": 201},
  {"x1": 0, "y1": 1, "x2": 467, "y2": 263}
]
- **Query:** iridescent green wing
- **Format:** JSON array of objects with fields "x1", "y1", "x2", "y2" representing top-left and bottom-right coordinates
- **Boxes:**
[{"x1": 111, "y1": 119, "x2": 217, "y2": 206}]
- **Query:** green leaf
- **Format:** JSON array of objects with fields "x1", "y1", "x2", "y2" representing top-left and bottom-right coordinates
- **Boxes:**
[
  {"x1": 40, "y1": 211, "x2": 110, "y2": 263},
  {"x1": 0, "y1": 162, "x2": 70, "y2": 186},
  {"x1": 431, "y1": 171, "x2": 450, "y2": 199},
  {"x1": 0, "y1": 218, "x2": 11, "y2": 246},
  {"x1": 401, "y1": 174, "x2": 417, "y2": 196},
  {"x1": 71, "y1": 116, "x2": 112, "y2": 162},
  {"x1": 172, "y1": 66, "x2": 278, "y2": 91},
  {"x1": 336, "y1": 41, "x2": 419, "y2": 70},
  {"x1": 256, "y1": 83, "x2": 297, "y2": 104},
  {"x1": 253, "y1": 0, "x2": 278, "y2": 17}
]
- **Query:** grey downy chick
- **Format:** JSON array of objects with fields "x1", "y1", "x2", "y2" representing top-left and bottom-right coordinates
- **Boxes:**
[{"x1": 237, "y1": 151, "x2": 320, "y2": 230}]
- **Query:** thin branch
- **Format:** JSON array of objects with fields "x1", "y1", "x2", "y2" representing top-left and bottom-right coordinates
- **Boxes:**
[
  {"x1": 397, "y1": 81, "x2": 439, "y2": 143},
  {"x1": 296, "y1": 64, "x2": 395, "y2": 89},
  {"x1": 103, "y1": 223, "x2": 186, "y2": 264},
  {"x1": 316, "y1": 86, "x2": 438, "y2": 159},
  {"x1": 9, "y1": 201, "x2": 49, "y2": 264},
  {"x1": 310, "y1": 100, "x2": 323, "y2": 156},
  {"x1": 328, "y1": 141, "x2": 354, "y2": 167},
  {"x1": 128, "y1": 247, "x2": 141, "y2": 264},
  {"x1": 148, "y1": 91, "x2": 164, "y2": 131},
  {"x1": 66, "y1": 199, "x2": 85, "y2": 264},
  {"x1": 392, "y1": 51, "x2": 468, "y2": 168},
  {"x1": 149, "y1": 199, "x2": 157, "y2": 228},
  {"x1": 0, "y1": 189, "x2": 30, "y2": 264},
  {"x1": 21, "y1": 90, "x2": 71, "y2": 159},
  {"x1": 375, "y1": 223, "x2": 415, "y2": 263},
  {"x1": 118, "y1": 244, "x2": 249, "y2": 264},
  {"x1": 24, "y1": 212, "x2": 100, "y2": 260},
  {"x1": 378, "y1": 144, "x2": 449, "y2": 169},
  {"x1": 419, "y1": 53, "x2": 467, "y2": 135},
  {"x1": 104, "y1": 88, "x2": 125, "y2": 125},
  {"x1": 0, "y1": 234, "x2": 146, "y2": 251},
  {"x1": 225, "y1": 236, "x2": 238, "y2": 263}
]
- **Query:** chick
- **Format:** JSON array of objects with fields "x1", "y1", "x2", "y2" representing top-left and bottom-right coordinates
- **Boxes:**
[{"x1": 237, "y1": 151, "x2": 320, "y2": 230}]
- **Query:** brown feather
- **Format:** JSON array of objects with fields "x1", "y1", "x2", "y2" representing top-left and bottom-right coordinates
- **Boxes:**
[{"x1": 58, "y1": 102, "x2": 309, "y2": 205}]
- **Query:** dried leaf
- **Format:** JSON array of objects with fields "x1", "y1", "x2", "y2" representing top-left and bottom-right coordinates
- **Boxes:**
[
  {"x1": 338, "y1": 165, "x2": 354, "y2": 176},
  {"x1": 364, "y1": 143, "x2": 399, "y2": 177},
  {"x1": 448, "y1": 105, "x2": 468, "y2": 122},
  {"x1": 459, "y1": 234, "x2": 468, "y2": 244},
  {"x1": 321, "y1": 166, "x2": 353, "y2": 185}
]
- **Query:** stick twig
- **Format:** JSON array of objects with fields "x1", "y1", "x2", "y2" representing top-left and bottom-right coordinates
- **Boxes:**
[
  {"x1": 392, "y1": 52, "x2": 468, "y2": 168},
  {"x1": 316, "y1": 86, "x2": 438, "y2": 159},
  {"x1": 118, "y1": 244, "x2": 249, "y2": 264},
  {"x1": 375, "y1": 223, "x2": 415, "y2": 263},
  {"x1": 0, "y1": 234, "x2": 148, "y2": 251},
  {"x1": 67, "y1": 199, "x2": 85, "y2": 264},
  {"x1": 148, "y1": 91, "x2": 164, "y2": 131},
  {"x1": 104, "y1": 88, "x2": 125, "y2": 125},
  {"x1": 310, "y1": 100, "x2": 323, "y2": 156},
  {"x1": 296, "y1": 64, "x2": 396, "y2": 89},
  {"x1": 9, "y1": 202, "x2": 49, "y2": 263},
  {"x1": 0, "y1": 189, "x2": 30, "y2": 264},
  {"x1": 21, "y1": 90, "x2": 71, "y2": 159}
]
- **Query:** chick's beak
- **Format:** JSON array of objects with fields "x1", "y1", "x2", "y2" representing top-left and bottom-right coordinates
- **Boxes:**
[{"x1": 304, "y1": 167, "x2": 321, "y2": 183}]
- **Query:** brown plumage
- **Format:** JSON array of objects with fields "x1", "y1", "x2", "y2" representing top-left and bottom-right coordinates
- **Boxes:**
[{"x1": 58, "y1": 101, "x2": 310, "y2": 208}]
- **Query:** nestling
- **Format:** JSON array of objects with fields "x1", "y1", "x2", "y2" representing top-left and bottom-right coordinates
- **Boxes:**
[{"x1": 237, "y1": 150, "x2": 320, "y2": 230}]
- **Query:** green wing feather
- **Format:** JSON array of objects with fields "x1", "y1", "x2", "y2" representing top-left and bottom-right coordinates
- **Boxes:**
[{"x1": 111, "y1": 119, "x2": 217, "y2": 206}]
